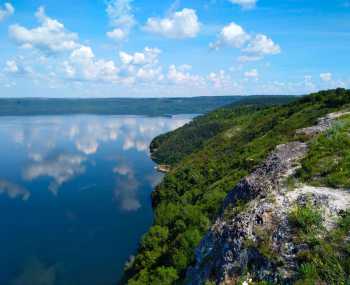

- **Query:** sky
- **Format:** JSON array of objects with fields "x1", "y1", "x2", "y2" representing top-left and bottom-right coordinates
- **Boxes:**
[{"x1": 0, "y1": 0, "x2": 349, "y2": 98}]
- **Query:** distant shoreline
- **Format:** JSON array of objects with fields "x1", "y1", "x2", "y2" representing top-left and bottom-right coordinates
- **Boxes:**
[{"x1": 0, "y1": 96, "x2": 297, "y2": 117}]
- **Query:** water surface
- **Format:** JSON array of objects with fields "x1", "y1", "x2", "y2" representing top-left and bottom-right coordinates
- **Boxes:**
[{"x1": 0, "y1": 115, "x2": 192, "y2": 285}]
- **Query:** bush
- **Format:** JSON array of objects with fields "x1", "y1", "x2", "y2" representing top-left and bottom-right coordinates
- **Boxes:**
[{"x1": 289, "y1": 204, "x2": 323, "y2": 234}]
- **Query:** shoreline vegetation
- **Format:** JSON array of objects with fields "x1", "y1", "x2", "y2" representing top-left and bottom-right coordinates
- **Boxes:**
[{"x1": 122, "y1": 88, "x2": 350, "y2": 284}]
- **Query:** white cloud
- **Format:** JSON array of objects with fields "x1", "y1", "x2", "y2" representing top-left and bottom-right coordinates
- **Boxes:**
[
  {"x1": 320, "y1": 72, "x2": 332, "y2": 82},
  {"x1": 212, "y1": 23, "x2": 280, "y2": 62},
  {"x1": 136, "y1": 66, "x2": 163, "y2": 81},
  {"x1": 210, "y1": 22, "x2": 250, "y2": 49},
  {"x1": 0, "y1": 2, "x2": 14, "y2": 22},
  {"x1": 119, "y1": 47, "x2": 161, "y2": 65},
  {"x1": 244, "y1": 34, "x2": 281, "y2": 56},
  {"x1": 9, "y1": 7, "x2": 79, "y2": 54},
  {"x1": 4, "y1": 59, "x2": 34, "y2": 76},
  {"x1": 237, "y1": 55, "x2": 262, "y2": 63},
  {"x1": 107, "y1": 28, "x2": 127, "y2": 41},
  {"x1": 118, "y1": 47, "x2": 164, "y2": 83},
  {"x1": 229, "y1": 0, "x2": 257, "y2": 9},
  {"x1": 167, "y1": 64, "x2": 204, "y2": 86},
  {"x1": 106, "y1": 0, "x2": 135, "y2": 41},
  {"x1": 64, "y1": 45, "x2": 119, "y2": 82},
  {"x1": 244, "y1": 68, "x2": 259, "y2": 78},
  {"x1": 4, "y1": 60, "x2": 18, "y2": 73},
  {"x1": 207, "y1": 70, "x2": 232, "y2": 89},
  {"x1": 144, "y1": 8, "x2": 200, "y2": 39}
]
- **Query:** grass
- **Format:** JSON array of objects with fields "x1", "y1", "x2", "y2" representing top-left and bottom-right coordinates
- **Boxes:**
[
  {"x1": 289, "y1": 203, "x2": 323, "y2": 234},
  {"x1": 292, "y1": 209, "x2": 350, "y2": 285},
  {"x1": 298, "y1": 115, "x2": 350, "y2": 189}
]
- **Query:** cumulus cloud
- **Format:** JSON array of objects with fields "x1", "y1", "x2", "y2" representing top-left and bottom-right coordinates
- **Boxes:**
[
  {"x1": 9, "y1": 7, "x2": 79, "y2": 54},
  {"x1": 320, "y1": 72, "x2": 332, "y2": 82},
  {"x1": 118, "y1": 47, "x2": 164, "y2": 83},
  {"x1": 4, "y1": 60, "x2": 18, "y2": 73},
  {"x1": 0, "y1": 179, "x2": 30, "y2": 201},
  {"x1": 244, "y1": 68, "x2": 259, "y2": 78},
  {"x1": 144, "y1": 8, "x2": 200, "y2": 39},
  {"x1": 244, "y1": 34, "x2": 281, "y2": 56},
  {"x1": 212, "y1": 22, "x2": 280, "y2": 62},
  {"x1": 210, "y1": 22, "x2": 250, "y2": 49},
  {"x1": 63, "y1": 45, "x2": 164, "y2": 85},
  {"x1": 0, "y1": 2, "x2": 14, "y2": 22},
  {"x1": 119, "y1": 47, "x2": 161, "y2": 65},
  {"x1": 106, "y1": 0, "x2": 135, "y2": 41},
  {"x1": 167, "y1": 64, "x2": 204, "y2": 86},
  {"x1": 4, "y1": 59, "x2": 33, "y2": 75},
  {"x1": 107, "y1": 28, "x2": 127, "y2": 41},
  {"x1": 207, "y1": 70, "x2": 232, "y2": 89},
  {"x1": 63, "y1": 45, "x2": 119, "y2": 82},
  {"x1": 229, "y1": 0, "x2": 257, "y2": 9}
]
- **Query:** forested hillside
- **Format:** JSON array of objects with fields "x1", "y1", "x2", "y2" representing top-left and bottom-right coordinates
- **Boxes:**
[
  {"x1": 123, "y1": 89, "x2": 350, "y2": 284},
  {"x1": 150, "y1": 95, "x2": 296, "y2": 165}
]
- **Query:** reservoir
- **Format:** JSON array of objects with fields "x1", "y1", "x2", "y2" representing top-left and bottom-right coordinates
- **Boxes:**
[{"x1": 0, "y1": 115, "x2": 192, "y2": 285}]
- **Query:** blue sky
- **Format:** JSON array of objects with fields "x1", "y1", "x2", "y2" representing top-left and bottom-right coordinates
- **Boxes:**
[{"x1": 0, "y1": 0, "x2": 349, "y2": 97}]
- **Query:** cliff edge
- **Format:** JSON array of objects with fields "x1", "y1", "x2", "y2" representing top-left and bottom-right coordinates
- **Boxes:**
[{"x1": 186, "y1": 112, "x2": 350, "y2": 285}]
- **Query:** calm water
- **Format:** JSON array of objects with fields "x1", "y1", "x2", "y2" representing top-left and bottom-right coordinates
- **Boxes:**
[{"x1": 0, "y1": 115, "x2": 192, "y2": 285}]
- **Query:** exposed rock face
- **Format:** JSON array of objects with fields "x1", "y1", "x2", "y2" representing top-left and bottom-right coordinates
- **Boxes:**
[
  {"x1": 222, "y1": 142, "x2": 308, "y2": 209},
  {"x1": 186, "y1": 111, "x2": 350, "y2": 285},
  {"x1": 186, "y1": 142, "x2": 308, "y2": 285},
  {"x1": 296, "y1": 111, "x2": 350, "y2": 137}
]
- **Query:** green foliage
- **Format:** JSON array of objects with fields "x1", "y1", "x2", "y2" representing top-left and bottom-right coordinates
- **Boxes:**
[
  {"x1": 128, "y1": 267, "x2": 178, "y2": 285},
  {"x1": 294, "y1": 211, "x2": 350, "y2": 285},
  {"x1": 289, "y1": 203, "x2": 323, "y2": 234},
  {"x1": 124, "y1": 89, "x2": 350, "y2": 284},
  {"x1": 298, "y1": 115, "x2": 350, "y2": 188},
  {"x1": 150, "y1": 96, "x2": 298, "y2": 165}
]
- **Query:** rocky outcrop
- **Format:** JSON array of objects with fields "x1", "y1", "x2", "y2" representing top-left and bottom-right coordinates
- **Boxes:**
[
  {"x1": 186, "y1": 142, "x2": 308, "y2": 285},
  {"x1": 186, "y1": 111, "x2": 350, "y2": 285},
  {"x1": 155, "y1": 164, "x2": 171, "y2": 173},
  {"x1": 296, "y1": 111, "x2": 350, "y2": 137},
  {"x1": 222, "y1": 142, "x2": 308, "y2": 209}
]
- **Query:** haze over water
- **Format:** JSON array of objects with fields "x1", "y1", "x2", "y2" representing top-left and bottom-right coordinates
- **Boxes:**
[{"x1": 0, "y1": 115, "x2": 192, "y2": 285}]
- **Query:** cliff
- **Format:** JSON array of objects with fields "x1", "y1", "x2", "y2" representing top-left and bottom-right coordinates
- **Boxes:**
[
  {"x1": 124, "y1": 89, "x2": 350, "y2": 285},
  {"x1": 186, "y1": 111, "x2": 350, "y2": 284}
]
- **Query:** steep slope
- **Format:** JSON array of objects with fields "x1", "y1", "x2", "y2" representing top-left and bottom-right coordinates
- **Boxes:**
[
  {"x1": 150, "y1": 96, "x2": 297, "y2": 165},
  {"x1": 187, "y1": 111, "x2": 350, "y2": 284},
  {"x1": 123, "y1": 88, "x2": 350, "y2": 284}
]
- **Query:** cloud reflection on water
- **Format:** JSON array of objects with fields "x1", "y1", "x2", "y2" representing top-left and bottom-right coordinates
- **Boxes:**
[
  {"x1": 10, "y1": 258, "x2": 58, "y2": 285},
  {"x1": 7, "y1": 115, "x2": 191, "y2": 199},
  {"x1": 22, "y1": 153, "x2": 87, "y2": 196},
  {"x1": 0, "y1": 179, "x2": 30, "y2": 200},
  {"x1": 113, "y1": 162, "x2": 141, "y2": 211}
]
